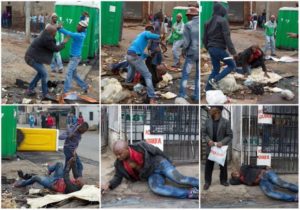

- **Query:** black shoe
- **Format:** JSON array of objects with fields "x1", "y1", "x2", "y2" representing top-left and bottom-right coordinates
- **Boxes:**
[
  {"x1": 208, "y1": 79, "x2": 219, "y2": 90},
  {"x1": 221, "y1": 182, "x2": 229, "y2": 186},
  {"x1": 203, "y1": 183, "x2": 210, "y2": 190}
]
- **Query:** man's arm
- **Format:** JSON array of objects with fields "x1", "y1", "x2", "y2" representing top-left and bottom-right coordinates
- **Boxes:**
[
  {"x1": 44, "y1": 36, "x2": 66, "y2": 52},
  {"x1": 182, "y1": 24, "x2": 191, "y2": 51},
  {"x1": 145, "y1": 31, "x2": 160, "y2": 40},
  {"x1": 58, "y1": 28, "x2": 82, "y2": 39},
  {"x1": 202, "y1": 119, "x2": 213, "y2": 146},
  {"x1": 221, "y1": 20, "x2": 237, "y2": 55},
  {"x1": 220, "y1": 120, "x2": 233, "y2": 145},
  {"x1": 176, "y1": 23, "x2": 185, "y2": 35}
]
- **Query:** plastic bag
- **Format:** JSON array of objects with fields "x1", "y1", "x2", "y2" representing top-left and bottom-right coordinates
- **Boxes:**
[
  {"x1": 208, "y1": 145, "x2": 228, "y2": 166},
  {"x1": 206, "y1": 90, "x2": 228, "y2": 104}
]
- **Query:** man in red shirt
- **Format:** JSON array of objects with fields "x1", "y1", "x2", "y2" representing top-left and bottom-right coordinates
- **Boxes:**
[
  {"x1": 101, "y1": 141, "x2": 199, "y2": 199},
  {"x1": 230, "y1": 165, "x2": 298, "y2": 202},
  {"x1": 235, "y1": 45, "x2": 270, "y2": 78},
  {"x1": 14, "y1": 156, "x2": 83, "y2": 194},
  {"x1": 46, "y1": 113, "x2": 54, "y2": 128}
]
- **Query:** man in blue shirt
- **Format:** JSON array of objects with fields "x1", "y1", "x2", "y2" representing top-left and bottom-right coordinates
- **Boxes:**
[
  {"x1": 59, "y1": 122, "x2": 89, "y2": 179},
  {"x1": 126, "y1": 25, "x2": 161, "y2": 104},
  {"x1": 58, "y1": 20, "x2": 89, "y2": 94}
]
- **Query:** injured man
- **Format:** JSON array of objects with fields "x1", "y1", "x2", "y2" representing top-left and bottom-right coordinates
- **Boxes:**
[
  {"x1": 230, "y1": 165, "x2": 298, "y2": 202},
  {"x1": 14, "y1": 156, "x2": 83, "y2": 194},
  {"x1": 235, "y1": 45, "x2": 270, "y2": 78}
]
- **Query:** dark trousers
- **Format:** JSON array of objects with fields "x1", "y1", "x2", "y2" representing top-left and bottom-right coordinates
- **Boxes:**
[{"x1": 205, "y1": 156, "x2": 228, "y2": 185}]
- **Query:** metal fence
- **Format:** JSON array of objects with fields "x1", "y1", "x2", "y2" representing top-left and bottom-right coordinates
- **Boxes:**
[
  {"x1": 242, "y1": 106, "x2": 298, "y2": 174},
  {"x1": 122, "y1": 106, "x2": 199, "y2": 163},
  {"x1": 101, "y1": 107, "x2": 109, "y2": 151}
]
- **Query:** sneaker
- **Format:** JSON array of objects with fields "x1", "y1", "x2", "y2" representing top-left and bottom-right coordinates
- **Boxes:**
[
  {"x1": 25, "y1": 89, "x2": 36, "y2": 97},
  {"x1": 220, "y1": 181, "x2": 229, "y2": 186},
  {"x1": 188, "y1": 187, "x2": 199, "y2": 199},
  {"x1": 58, "y1": 69, "x2": 63, "y2": 74},
  {"x1": 208, "y1": 79, "x2": 219, "y2": 90},
  {"x1": 42, "y1": 94, "x2": 56, "y2": 101}
]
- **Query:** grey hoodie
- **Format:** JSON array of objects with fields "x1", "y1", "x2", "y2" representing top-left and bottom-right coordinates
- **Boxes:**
[{"x1": 203, "y1": 3, "x2": 236, "y2": 55}]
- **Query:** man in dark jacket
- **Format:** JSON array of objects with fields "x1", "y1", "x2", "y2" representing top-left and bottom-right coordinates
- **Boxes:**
[
  {"x1": 230, "y1": 165, "x2": 298, "y2": 202},
  {"x1": 101, "y1": 141, "x2": 199, "y2": 199},
  {"x1": 235, "y1": 45, "x2": 269, "y2": 78},
  {"x1": 202, "y1": 106, "x2": 233, "y2": 190},
  {"x1": 25, "y1": 25, "x2": 69, "y2": 100},
  {"x1": 14, "y1": 157, "x2": 83, "y2": 194},
  {"x1": 203, "y1": 3, "x2": 237, "y2": 91}
]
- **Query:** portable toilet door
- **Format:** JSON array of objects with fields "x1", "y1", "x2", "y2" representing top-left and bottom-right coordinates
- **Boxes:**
[
  {"x1": 55, "y1": 0, "x2": 100, "y2": 62},
  {"x1": 1, "y1": 106, "x2": 17, "y2": 159},
  {"x1": 276, "y1": 7, "x2": 298, "y2": 50},
  {"x1": 101, "y1": 1, "x2": 123, "y2": 46}
]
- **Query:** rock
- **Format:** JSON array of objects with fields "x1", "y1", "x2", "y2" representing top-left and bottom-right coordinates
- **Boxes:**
[
  {"x1": 101, "y1": 78, "x2": 131, "y2": 104},
  {"x1": 218, "y1": 74, "x2": 242, "y2": 94},
  {"x1": 281, "y1": 89, "x2": 295, "y2": 100}
]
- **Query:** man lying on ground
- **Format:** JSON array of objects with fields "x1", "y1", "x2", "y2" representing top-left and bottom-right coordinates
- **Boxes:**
[
  {"x1": 230, "y1": 165, "x2": 298, "y2": 202},
  {"x1": 101, "y1": 140, "x2": 199, "y2": 199},
  {"x1": 235, "y1": 45, "x2": 270, "y2": 78},
  {"x1": 14, "y1": 156, "x2": 83, "y2": 194}
]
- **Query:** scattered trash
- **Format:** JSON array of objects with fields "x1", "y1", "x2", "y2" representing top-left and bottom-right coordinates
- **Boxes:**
[
  {"x1": 161, "y1": 92, "x2": 177, "y2": 99},
  {"x1": 133, "y1": 83, "x2": 144, "y2": 94},
  {"x1": 218, "y1": 74, "x2": 242, "y2": 94},
  {"x1": 64, "y1": 93, "x2": 79, "y2": 100},
  {"x1": 281, "y1": 89, "x2": 295, "y2": 100},
  {"x1": 162, "y1": 73, "x2": 173, "y2": 83},
  {"x1": 235, "y1": 68, "x2": 283, "y2": 84},
  {"x1": 101, "y1": 78, "x2": 131, "y2": 103},
  {"x1": 29, "y1": 189, "x2": 42, "y2": 195},
  {"x1": 264, "y1": 87, "x2": 283, "y2": 93},
  {"x1": 15, "y1": 79, "x2": 29, "y2": 89},
  {"x1": 2, "y1": 192, "x2": 17, "y2": 208},
  {"x1": 174, "y1": 97, "x2": 190, "y2": 104},
  {"x1": 206, "y1": 90, "x2": 228, "y2": 104},
  {"x1": 247, "y1": 83, "x2": 264, "y2": 95},
  {"x1": 269, "y1": 56, "x2": 298, "y2": 63},
  {"x1": 22, "y1": 98, "x2": 32, "y2": 104}
]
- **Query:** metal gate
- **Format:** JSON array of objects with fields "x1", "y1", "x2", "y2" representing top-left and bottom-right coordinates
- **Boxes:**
[
  {"x1": 242, "y1": 106, "x2": 298, "y2": 174},
  {"x1": 101, "y1": 107, "x2": 109, "y2": 151},
  {"x1": 122, "y1": 106, "x2": 199, "y2": 163}
]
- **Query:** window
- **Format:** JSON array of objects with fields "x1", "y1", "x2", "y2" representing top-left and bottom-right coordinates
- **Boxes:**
[{"x1": 89, "y1": 112, "x2": 93, "y2": 121}]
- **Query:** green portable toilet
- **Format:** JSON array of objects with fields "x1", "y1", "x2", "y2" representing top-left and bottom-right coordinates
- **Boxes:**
[
  {"x1": 101, "y1": 1, "x2": 123, "y2": 45},
  {"x1": 1, "y1": 106, "x2": 17, "y2": 159},
  {"x1": 276, "y1": 7, "x2": 298, "y2": 50},
  {"x1": 55, "y1": 1, "x2": 100, "y2": 62},
  {"x1": 200, "y1": 1, "x2": 228, "y2": 47}
]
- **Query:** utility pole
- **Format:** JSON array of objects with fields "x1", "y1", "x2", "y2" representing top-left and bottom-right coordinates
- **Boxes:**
[
  {"x1": 25, "y1": 1, "x2": 31, "y2": 43},
  {"x1": 265, "y1": 2, "x2": 270, "y2": 21}
]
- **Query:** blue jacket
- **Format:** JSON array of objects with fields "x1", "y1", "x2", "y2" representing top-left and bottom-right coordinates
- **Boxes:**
[
  {"x1": 183, "y1": 16, "x2": 199, "y2": 61},
  {"x1": 59, "y1": 124, "x2": 82, "y2": 152},
  {"x1": 58, "y1": 28, "x2": 87, "y2": 57},
  {"x1": 128, "y1": 31, "x2": 160, "y2": 58}
]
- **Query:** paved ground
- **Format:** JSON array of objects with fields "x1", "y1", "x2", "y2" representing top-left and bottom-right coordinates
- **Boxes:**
[
  {"x1": 101, "y1": 24, "x2": 198, "y2": 104},
  {"x1": 201, "y1": 27, "x2": 298, "y2": 104},
  {"x1": 1, "y1": 29, "x2": 99, "y2": 104},
  {"x1": 101, "y1": 148, "x2": 199, "y2": 208},
  {"x1": 200, "y1": 163, "x2": 298, "y2": 208}
]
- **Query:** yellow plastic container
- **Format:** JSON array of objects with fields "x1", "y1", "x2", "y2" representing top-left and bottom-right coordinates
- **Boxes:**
[{"x1": 17, "y1": 128, "x2": 58, "y2": 151}]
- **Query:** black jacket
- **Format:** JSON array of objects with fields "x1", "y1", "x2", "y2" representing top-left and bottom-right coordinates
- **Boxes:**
[
  {"x1": 236, "y1": 46, "x2": 267, "y2": 72},
  {"x1": 25, "y1": 30, "x2": 65, "y2": 65},
  {"x1": 63, "y1": 159, "x2": 82, "y2": 194},
  {"x1": 240, "y1": 165, "x2": 268, "y2": 186},
  {"x1": 203, "y1": 3, "x2": 236, "y2": 55},
  {"x1": 109, "y1": 141, "x2": 171, "y2": 190}
]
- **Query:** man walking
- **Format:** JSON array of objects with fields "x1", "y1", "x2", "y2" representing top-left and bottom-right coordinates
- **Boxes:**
[
  {"x1": 202, "y1": 106, "x2": 233, "y2": 190},
  {"x1": 38, "y1": 13, "x2": 45, "y2": 32},
  {"x1": 178, "y1": 7, "x2": 199, "y2": 101},
  {"x1": 203, "y1": 3, "x2": 237, "y2": 91},
  {"x1": 264, "y1": 15, "x2": 277, "y2": 56}
]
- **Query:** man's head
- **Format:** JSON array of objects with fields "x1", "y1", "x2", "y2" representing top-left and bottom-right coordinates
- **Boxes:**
[
  {"x1": 213, "y1": 3, "x2": 227, "y2": 18},
  {"x1": 78, "y1": 122, "x2": 89, "y2": 134},
  {"x1": 77, "y1": 20, "x2": 88, "y2": 32},
  {"x1": 186, "y1": 7, "x2": 199, "y2": 21},
  {"x1": 229, "y1": 170, "x2": 241, "y2": 185},
  {"x1": 145, "y1": 24, "x2": 154, "y2": 33},
  {"x1": 209, "y1": 106, "x2": 223, "y2": 120},
  {"x1": 154, "y1": 11, "x2": 163, "y2": 22},
  {"x1": 45, "y1": 24, "x2": 57, "y2": 37},
  {"x1": 113, "y1": 141, "x2": 130, "y2": 161},
  {"x1": 51, "y1": 13, "x2": 58, "y2": 24},
  {"x1": 270, "y1": 15, "x2": 276, "y2": 22},
  {"x1": 251, "y1": 44, "x2": 259, "y2": 52},
  {"x1": 176, "y1": 13, "x2": 182, "y2": 23}
]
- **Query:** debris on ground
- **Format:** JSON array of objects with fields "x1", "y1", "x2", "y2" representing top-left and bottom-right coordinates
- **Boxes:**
[
  {"x1": 174, "y1": 97, "x2": 190, "y2": 104},
  {"x1": 101, "y1": 78, "x2": 131, "y2": 104},
  {"x1": 219, "y1": 74, "x2": 243, "y2": 94},
  {"x1": 161, "y1": 92, "x2": 177, "y2": 99},
  {"x1": 206, "y1": 90, "x2": 228, "y2": 104},
  {"x1": 281, "y1": 89, "x2": 295, "y2": 100}
]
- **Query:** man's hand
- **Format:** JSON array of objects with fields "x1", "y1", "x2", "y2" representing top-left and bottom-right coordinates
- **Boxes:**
[
  {"x1": 216, "y1": 142, "x2": 223, "y2": 148},
  {"x1": 68, "y1": 156, "x2": 76, "y2": 164},
  {"x1": 287, "y1": 32, "x2": 298, "y2": 39},
  {"x1": 62, "y1": 36, "x2": 70, "y2": 44},
  {"x1": 57, "y1": 23, "x2": 63, "y2": 29},
  {"x1": 208, "y1": 140, "x2": 214, "y2": 147},
  {"x1": 101, "y1": 183, "x2": 110, "y2": 194}
]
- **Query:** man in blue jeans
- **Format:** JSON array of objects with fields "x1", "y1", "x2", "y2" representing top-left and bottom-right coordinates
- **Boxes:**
[
  {"x1": 126, "y1": 24, "x2": 161, "y2": 104},
  {"x1": 230, "y1": 165, "x2": 298, "y2": 202},
  {"x1": 59, "y1": 122, "x2": 89, "y2": 180},
  {"x1": 25, "y1": 25, "x2": 68, "y2": 100},
  {"x1": 58, "y1": 20, "x2": 89, "y2": 95},
  {"x1": 178, "y1": 7, "x2": 199, "y2": 102},
  {"x1": 203, "y1": 3, "x2": 237, "y2": 91},
  {"x1": 14, "y1": 158, "x2": 83, "y2": 194},
  {"x1": 101, "y1": 141, "x2": 199, "y2": 199}
]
